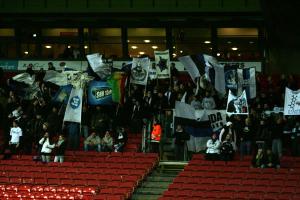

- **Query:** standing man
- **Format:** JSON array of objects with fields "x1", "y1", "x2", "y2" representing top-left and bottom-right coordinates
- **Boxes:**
[{"x1": 9, "y1": 121, "x2": 22, "y2": 156}]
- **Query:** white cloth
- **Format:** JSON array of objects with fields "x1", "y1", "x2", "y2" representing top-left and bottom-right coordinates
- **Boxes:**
[
  {"x1": 39, "y1": 137, "x2": 55, "y2": 153},
  {"x1": 206, "y1": 139, "x2": 220, "y2": 154},
  {"x1": 10, "y1": 127, "x2": 22, "y2": 143}
]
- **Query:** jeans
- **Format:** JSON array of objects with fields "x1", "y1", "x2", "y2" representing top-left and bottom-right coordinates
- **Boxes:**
[
  {"x1": 41, "y1": 154, "x2": 51, "y2": 163},
  {"x1": 54, "y1": 156, "x2": 64, "y2": 163},
  {"x1": 240, "y1": 140, "x2": 252, "y2": 157},
  {"x1": 84, "y1": 144, "x2": 101, "y2": 152},
  {"x1": 272, "y1": 139, "x2": 282, "y2": 157}
]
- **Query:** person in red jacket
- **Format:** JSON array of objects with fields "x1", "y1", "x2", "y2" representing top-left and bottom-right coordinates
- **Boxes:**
[{"x1": 151, "y1": 119, "x2": 162, "y2": 153}]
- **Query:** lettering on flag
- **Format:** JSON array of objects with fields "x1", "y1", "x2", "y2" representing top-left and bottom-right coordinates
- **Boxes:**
[
  {"x1": 63, "y1": 87, "x2": 83, "y2": 123},
  {"x1": 206, "y1": 110, "x2": 227, "y2": 131},
  {"x1": 284, "y1": 87, "x2": 300, "y2": 115}
]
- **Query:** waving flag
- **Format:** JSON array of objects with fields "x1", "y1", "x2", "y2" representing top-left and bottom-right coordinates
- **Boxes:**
[
  {"x1": 154, "y1": 50, "x2": 170, "y2": 79},
  {"x1": 237, "y1": 67, "x2": 256, "y2": 99},
  {"x1": 107, "y1": 72, "x2": 127, "y2": 104},
  {"x1": 86, "y1": 53, "x2": 111, "y2": 80},
  {"x1": 130, "y1": 57, "x2": 150, "y2": 85},
  {"x1": 284, "y1": 87, "x2": 300, "y2": 115},
  {"x1": 63, "y1": 87, "x2": 83, "y2": 123},
  {"x1": 226, "y1": 90, "x2": 249, "y2": 115}
]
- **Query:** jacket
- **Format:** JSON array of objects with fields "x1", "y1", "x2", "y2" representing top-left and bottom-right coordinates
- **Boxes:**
[{"x1": 151, "y1": 124, "x2": 162, "y2": 142}]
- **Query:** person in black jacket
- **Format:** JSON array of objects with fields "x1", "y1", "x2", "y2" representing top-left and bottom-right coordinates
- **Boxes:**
[
  {"x1": 174, "y1": 124, "x2": 190, "y2": 161},
  {"x1": 54, "y1": 135, "x2": 66, "y2": 163}
]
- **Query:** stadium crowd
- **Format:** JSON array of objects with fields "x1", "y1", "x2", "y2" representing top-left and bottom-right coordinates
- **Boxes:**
[{"x1": 0, "y1": 64, "x2": 299, "y2": 166}]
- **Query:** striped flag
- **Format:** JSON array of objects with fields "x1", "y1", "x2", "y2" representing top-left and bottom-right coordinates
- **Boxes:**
[
  {"x1": 63, "y1": 87, "x2": 83, "y2": 123},
  {"x1": 237, "y1": 67, "x2": 256, "y2": 99}
]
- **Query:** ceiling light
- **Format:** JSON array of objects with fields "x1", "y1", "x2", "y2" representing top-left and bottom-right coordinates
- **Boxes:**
[
  {"x1": 139, "y1": 52, "x2": 145, "y2": 55},
  {"x1": 249, "y1": 41, "x2": 254, "y2": 44},
  {"x1": 131, "y1": 46, "x2": 138, "y2": 49},
  {"x1": 204, "y1": 41, "x2": 211, "y2": 44},
  {"x1": 32, "y1": 33, "x2": 37, "y2": 37},
  {"x1": 45, "y1": 45, "x2": 52, "y2": 49},
  {"x1": 144, "y1": 40, "x2": 150, "y2": 43},
  {"x1": 67, "y1": 45, "x2": 71, "y2": 49},
  {"x1": 227, "y1": 41, "x2": 232, "y2": 44},
  {"x1": 84, "y1": 45, "x2": 88, "y2": 49},
  {"x1": 127, "y1": 40, "x2": 130, "y2": 43},
  {"x1": 217, "y1": 53, "x2": 221, "y2": 56},
  {"x1": 180, "y1": 50, "x2": 183, "y2": 53},
  {"x1": 24, "y1": 51, "x2": 29, "y2": 55},
  {"x1": 173, "y1": 46, "x2": 176, "y2": 49},
  {"x1": 152, "y1": 46, "x2": 158, "y2": 49},
  {"x1": 231, "y1": 47, "x2": 238, "y2": 51},
  {"x1": 172, "y1": 53, "x2": 177, "y2": 57},
  {"x1": 238, "y1": 53, "x2": 241, "y2": 56}
]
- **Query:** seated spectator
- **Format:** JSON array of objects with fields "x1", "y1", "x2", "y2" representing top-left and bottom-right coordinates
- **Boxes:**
[
  {"x1": 39, "y1": 132, "x2": 55, "y2": 163},
  {"x1": 263, "y1": 148, "x2": 280, "y2": 169},
  {"x1": 252, "y1": 147, "x2": 265, "y2": 168},
  {"x1": 54, "y1": 135, "x2": 66, "y2": 163},
  {"x1": 102, "y1": 130, "x2": 113, "y2": 152},
  {"x1": 84, "y1": 131, "x2": 101, "y2": 152},
  {"x1": 205, "y1": 133, "x2": 220, "y2": 160},
  {"x1": 114, "y1": 127, "x2": 128, "y2": 152},
  {"x1": 220, "y1": 134, "x2": 234, "y2": 161}
]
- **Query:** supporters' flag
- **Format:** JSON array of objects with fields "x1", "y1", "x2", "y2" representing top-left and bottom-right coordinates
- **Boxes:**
[
  {"x1": 237, "y1": 68, "x2": 256, "y2": 99},
  {"x1": 226, "y1": 90, "x2": 249, "y2": 115},
  {"x1": 178, "y1": 55, "x2": 203, "y2": 82},
  {"x1": 148, "y1": 64, "x2": 157, "y2": 80},
  {"x1": 284, "y1": 87, "x2": 300, "y2": 115},
  {"x1": 154, "y1": 50, "x2": 170, "y2": 79},
  {"x1": 63, "y1": 87, "x2": 83, "y2": 123},
  {"x1": 12, "y1": 73, "x2": 35, "y2": 85},
  {"x1": 52, "y1": 85, "x2": 73, "y2": 104},
  {"x1": 130, "y1": 57, "x2": 150, "y2": 85},
  {"x1": 207, "y1": 64, "x2": 226, "y2": 95},
  {"x1": 107, "y1": 72, "x2": 127, "y2": 104},
  {"x1": 88, "y1": 80, "x2": 113, "y2": 105},
  {"x1": 86, "y1": 53, "x2": 111, "y2": 80},
  {"x1": 175, "y1": 101, "x2": 212, "y2": 152},
  {"x1": 224, "y1": 64, "x2": 238, "y2": 92},
  {"x1": 205, "y1": 110, "x2": 227, "y2": 132}
]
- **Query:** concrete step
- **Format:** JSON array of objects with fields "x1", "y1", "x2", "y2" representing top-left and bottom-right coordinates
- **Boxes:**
[
  {"x1": 140, "y1": 181, "x2": 170, "y2": 189},
  {"x1": 145, "y1": 176, "x2": 175, "y2": 182},
  {"x1": 134, "y1": 187, "x2": 166, "y2": 195}
]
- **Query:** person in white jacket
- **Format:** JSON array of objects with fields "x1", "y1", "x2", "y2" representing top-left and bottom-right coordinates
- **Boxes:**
[
  {"x1": 205, "y1": 133, "x2": 221, "y2": 160},
  {"x1": 39, "y1": 132, "x2": 55, "y2": 163}
]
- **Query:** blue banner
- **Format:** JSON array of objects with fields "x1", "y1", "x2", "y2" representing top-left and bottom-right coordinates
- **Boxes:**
[
  {"x1": 88, "y1": 80, "x2": 113, "y2": 105},
  {"x1": 0, "y1": 60, "x2": 18, "y2": 71}
]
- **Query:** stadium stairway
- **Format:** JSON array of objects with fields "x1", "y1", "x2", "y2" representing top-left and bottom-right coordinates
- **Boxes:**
[{"x1": 131, "y1": 161, "x2": 187, "y2": 200}]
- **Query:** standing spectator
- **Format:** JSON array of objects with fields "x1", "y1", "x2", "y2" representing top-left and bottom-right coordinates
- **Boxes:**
[
  {"x1": 8, "y1": 121, "x2": 22, "y2": 157},
  {"x1": 130, "y1": 100, "x2": 143, "y2": 134},
  {"x1": 240, "y1": 117, "x2": 254, "y2": 159},
  {"x1": 151, "y1": 119, "x2": 162, "y2": 154},
  {"x1": 54, "y1": 135, "x2": 66, "y2": 163},
  {"x1": 205, "y1": 133, "x2": 220, "y2": 160},
  {"x1": 19, "y1": 113, "x2": 33, "y2": 154},
  {"x1": 201, "y1": 91, "x2": 216, "y2": 110},
  {"x1": 271, "y1": 116, "x2": 284, "y2": 158},
  {"x1": 66, "y1": 122, "x2": 80, "y2": 150},
  {"x1": 39, "y1": 132, "x2": 55, "y2": 163},
  {"x1": 114, "y1": 127, "x2": 128, "y2": 152},
  {"x1": 84, "y1": 131, "x2": 101, "y2": 152},
  {"x1": 102, "y1": 130, "x2": 113, "y2": 152},
  {"x1": 174, "y1": 124, "x2": 190, "y2": 161}
]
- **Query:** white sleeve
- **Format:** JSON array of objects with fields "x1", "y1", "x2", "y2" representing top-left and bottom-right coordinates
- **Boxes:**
[
  {"x1": 18, "y1": 128, "x2": 22, "y2": 137},
  {"x1": 219, "y1": 128, "x2": 225, "y2": 141},
  {"x1": 206, "y1": 140, "x2": 213, "y2": 148},
  {"x1": 39, "y1": 138, "x2": 45, "y2": 145}
]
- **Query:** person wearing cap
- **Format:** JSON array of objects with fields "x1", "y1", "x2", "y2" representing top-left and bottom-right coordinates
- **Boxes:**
[
  {"x1": 205, "y1": 133, "x2": 221, "y2": 160},
  {"x1": 219, "y1": 121, "x2": 237, "y2": 151}
]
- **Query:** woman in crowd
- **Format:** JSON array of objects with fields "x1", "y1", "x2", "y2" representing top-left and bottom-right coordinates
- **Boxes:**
[
  {"x1": 102, "y1": 130, "x2": 113, "y2": 152},
  {"x1": 205, "y1": 133, "x2": 220, "y2": 160},
  {"x1": 54, "y1": 134, "x2": 66, "y2": 163},
  {"x1": 39, "y1": 132, "x2": 55, "y2": 163}
]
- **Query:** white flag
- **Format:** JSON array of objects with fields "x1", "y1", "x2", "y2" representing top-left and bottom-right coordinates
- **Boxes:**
[
  {"x1": 284, "y1": 87, "x2": 300, "y2": 115},
  {"x1": 63, "y1": 87, "x2": 83, "y2": 123},
  {"x1": 86, "y1": 53, "x2": 111, "y2": 80},
  {"x1": 154, "y1": 50, "x2": 170, "y2": 79},
  {"x1": 226, "y1": 90, "x2": 249, "y2": 115},
  {"x1": 13, "y1": 73, "x2": 35, "y2": 85},
  {"x1": 130, "y1": 57, "x2": 150, "y2": 85}
]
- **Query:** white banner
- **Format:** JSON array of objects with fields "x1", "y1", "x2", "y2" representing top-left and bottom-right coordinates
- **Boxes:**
[
  {"x1": 226, "y1": 90, "x2": 249, "y2": 115},
  {"x1": 130, "y1": 57, "x2": 150, "y2": 85},
  {"x1": 178, "y1": 55, "x2": 201, "y2": 82},
  {"x1": 284, "y1": 87, "x2": 300, "y2": 115},
  {"x1": 154, "y1": 50, "x2": 170, "y2": 79},
  {"x1": 18, "y1": 60, "x2": 87, "y2": 71},
  {"x1": 63, "y1": 87, "x2": 83, "y2": 123},
  {"x1": 206, "y1": 110, "x2": 227, "y2": 131},
  {"x1": 12, "y1": 73, "x2": 35, "y2": 85}
]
